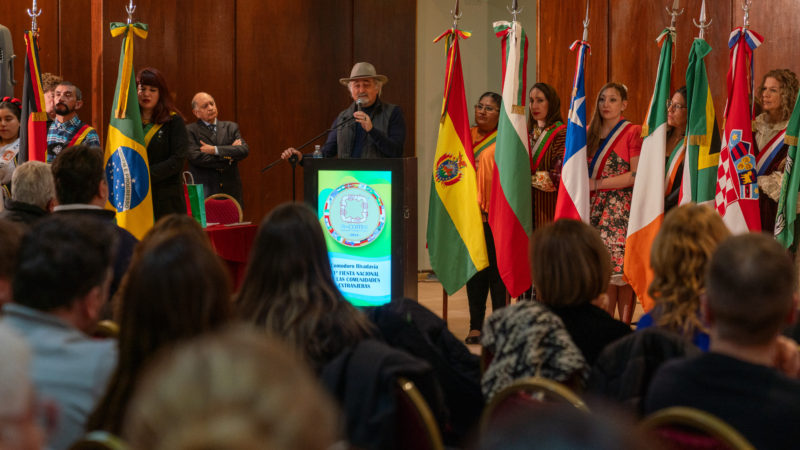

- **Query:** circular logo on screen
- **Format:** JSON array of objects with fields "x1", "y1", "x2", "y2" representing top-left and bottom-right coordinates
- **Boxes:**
[
  {"x1": 105, "y1": 146, "x2": 150, "y2": 212},
  {"x1": 323, "y1": 182, "x2": 386, "y2": 247}
]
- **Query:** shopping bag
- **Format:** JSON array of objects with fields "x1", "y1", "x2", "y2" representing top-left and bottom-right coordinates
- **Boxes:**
[{"x1": 183, "y1": 171, "x2": 207, "y2": 227}]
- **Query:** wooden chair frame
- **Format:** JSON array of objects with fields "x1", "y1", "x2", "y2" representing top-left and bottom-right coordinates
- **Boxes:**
[{"x1": 640, "y1": 406, "x2": 755, "y2": 450}]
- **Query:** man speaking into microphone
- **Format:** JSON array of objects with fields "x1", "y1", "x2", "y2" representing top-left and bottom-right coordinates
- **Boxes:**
[{"x1": 281, "y1": 62, "x2": 405, "y2": 161}]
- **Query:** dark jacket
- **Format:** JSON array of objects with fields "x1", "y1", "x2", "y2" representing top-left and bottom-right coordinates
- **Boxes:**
[
  {"x1": 186, "y1": 120, "x2": 248, "y2": 206},
  {"x1": 549, "y1": 303, "x2": 632, "y2": 365},
  {"x1": 0, "y1": 198, "x2": 48, "y2": 226},
  {"x1": 147, "y1": 115, "x2": 188, "y2": 220}
]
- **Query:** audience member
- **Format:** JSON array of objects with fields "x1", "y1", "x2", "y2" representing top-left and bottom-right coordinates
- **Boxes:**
[
  {"x1": 87, "y1": 228, "x2": 231, "y2": 436},
  {"x1": 644, "y1": 233, "x2": 800, "y2": 449},
  {"x1": 123, "y1": 326, "x2": 338, "y2": 450},
  {"x1": 0, "y1": 323, "x2": 44, "y2": 450},
  {"x1": 0, "y1": 218, "x2": 23, "y2": 307},
  {"x1": 52, "y1": 145, "x2": 137, "y2": 305},
  {"x1": 0, "y1": 96, "x2": 22, "y2": 204},
  {"x1": 638, "y1": 204, "x2": 730, "y2": 351},
  {"x1": 531, "y1": 219, "x2": 631, "y2": 365},
  {"x1": 236, "y1": 202, "x2": 374, "y2": 371},
  {"x1": 41, "y1": 72, "x2": 63, "y2": 120},
  {"x1": 0, "y1": 161, "x2": 54, "y2": 226},
  {"x1": 2, "y1": 214, "x2": 117, "y2": 450},
  {"x1": 46, "y1": 81, "x2": 100, "y2": 163}
]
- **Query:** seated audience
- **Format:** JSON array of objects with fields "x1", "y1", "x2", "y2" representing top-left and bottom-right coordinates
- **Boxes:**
[
  {"x1": 644, "y1": 233, "x2": 800, "y2": 449},
  {"x1": 2, "y1": 215, "x2": 118, "y2": 450},
  {"x1": 236, "y1": 202, "x2": 374, "y2": 371},
  {"x1": 123, "y1": 326, "x2": 339, "y2": 450},
  {"x1": 0, "y1": 218, "x2": 23, "y2": 307},
  {"x1": 531, "y1": 219, "x2": 631, "y2": 365},
  {"x1": 638, "y1": 204, "x2": 731, "y2": 351},
  {"x1": 86, "y1": 223, "x2": 232, "y2": 436},
  {"x1": 52, "y1": 145, "x2": 138, "y2": 304},
  {"x1": 0, "y1": 322, "x2": 44, "y2": 450},
  {"x1": 0, "y1": 161, "x2": 55, "y2": 226}
]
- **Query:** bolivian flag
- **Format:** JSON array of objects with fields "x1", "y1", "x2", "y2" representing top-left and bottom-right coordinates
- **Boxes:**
[
  {"x1": 103, "y1": 22, "x2": 153, "y2": 239},
  {"x1": 427, "y1": 27, "x2": 488, "y2": 295}
]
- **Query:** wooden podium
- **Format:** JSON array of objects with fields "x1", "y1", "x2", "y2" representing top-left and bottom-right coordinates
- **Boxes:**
[{"x1": 303, "y1": 157, "x2": 418, "y2": 303}]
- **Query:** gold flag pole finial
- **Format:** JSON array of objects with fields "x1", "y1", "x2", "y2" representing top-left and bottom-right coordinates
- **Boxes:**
[
  {"x1": 126, "y1": 0, "x2": 136, "y2": 25},
  {"x1": 507, "y1": 0, "x2": 522, "y2": 23},
  {"x1": 666, "y1": 0, "x2": 684, "y2": 31},
  {"x1": 742, "y1": 0, "x2": 752, "y2": 29},
  {"x1": 27, "y1": 0, "x2": 41, "y2": 35},
  {"x1": 450, "y1": 0, "x2": 461, "y2": 29},
  {"x1": 582, "y1": 0, "x2": 590, "y2": 41},
  {"x1": 693, "y1": 0, "x2": 712, "y2": 40}
]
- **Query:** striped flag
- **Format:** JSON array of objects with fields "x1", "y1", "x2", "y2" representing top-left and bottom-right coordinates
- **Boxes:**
[
  {"x1": 624, "y1": 29, "x2": 673, "y2": 312},
  {"x1": 489, "y1": 20, "x2": 531, "y2": 297},
  {"x1": 555, "y1": 40, "x2": 591, "y2": 222},
  {"x1": 715, "y1": 27, "x2": 763, "y2": 233},
  {"x1": 774, "y1": 90, "x2": 800, "y2": 248},
  {"x1": 427, "y1": 27, "x2": 488, "y2": 295},
  {"x1": 18, "y1": 31, "x2": 48, "y2": 163},
  {"x1": 103, "y1": 22, "x2": 154, "y2": 239},
  {"x1": 679, "y1": 37, "x2": 721, "y2": 205}
]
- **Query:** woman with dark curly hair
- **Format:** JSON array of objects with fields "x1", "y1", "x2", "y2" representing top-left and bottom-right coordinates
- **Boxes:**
[
  {"x1": 528, "y1": 83, "x2": 566, "y2": 227},
  {"x1": 637, "y1": 204, "x2": 730, "y2": 351}
]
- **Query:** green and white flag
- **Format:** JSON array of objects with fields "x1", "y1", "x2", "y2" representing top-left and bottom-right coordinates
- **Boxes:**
[{"x1": 774, "y1": 93, "x2": 800, "y2": 248}]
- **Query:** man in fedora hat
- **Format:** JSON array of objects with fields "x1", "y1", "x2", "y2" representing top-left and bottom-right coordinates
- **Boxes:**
[{"x1": 281, "y1": 62, "x2": 405, "y2": 161}]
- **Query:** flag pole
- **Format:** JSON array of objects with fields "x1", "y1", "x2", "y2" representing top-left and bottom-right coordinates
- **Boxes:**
[
  {"x1": 666, "y1": 0, "x2": 684, "y2": 31},
  {"x1": 126, "y1": 1, "x2": 136, "y2": 25},
  {"x1": 581, "y1": 0, "x2": 589, "y2": 41},
  {"x1": 27, "y1": 0, "x2": 41, "y2": 36},
  {"x1": 450, "y1": 0, "x2": 461, "y2": 29},
  {"x1": 507, "y1": 0, "x2": 522, "y2": 24},
  {"x1": 742, "y1": 0, "x2": 752, "y2": 29},
  {"x1": 693, "y1": 0, "x2": 712, "y2": 40}
]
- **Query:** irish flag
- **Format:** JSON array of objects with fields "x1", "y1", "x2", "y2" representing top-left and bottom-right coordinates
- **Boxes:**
[
  {"x1": 427, "y1": 27, "x2": 488, "y2": 295},
  {"x1": 624, "y1": 29, "x2": 673, "y2": 312},
  {"x1": 489, "y1": 20, "x2": 531, "y2": 298}
]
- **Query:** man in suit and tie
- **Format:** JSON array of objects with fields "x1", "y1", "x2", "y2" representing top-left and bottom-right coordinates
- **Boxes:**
[{"x1": 186, "y1": 92, "x2": 249, "y2": 206}]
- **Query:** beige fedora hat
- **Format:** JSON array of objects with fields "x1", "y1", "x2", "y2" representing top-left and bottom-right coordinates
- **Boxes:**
[{"x1": 339, "y1": 62, "x2": 389, "y2": 86}]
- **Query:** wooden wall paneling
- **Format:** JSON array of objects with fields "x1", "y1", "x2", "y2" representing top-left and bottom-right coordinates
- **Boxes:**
[
  {"x1": 235, "y1": 0, "x2": 354, "y2": 223},
  {"x1": 59, "y1": 0, "x2": 96, "y2": 128},
  {"x1": 536, "y1": 0, "x2": 609, "y2": 124},
  {"x1": 352, "y1": 0, "x2": 417, "y2": 158}
]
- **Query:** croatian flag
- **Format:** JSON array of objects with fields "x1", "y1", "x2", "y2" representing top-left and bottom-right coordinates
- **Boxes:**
[{"x1": 555, "y1": 40, "x2": 591, "y2": 222}]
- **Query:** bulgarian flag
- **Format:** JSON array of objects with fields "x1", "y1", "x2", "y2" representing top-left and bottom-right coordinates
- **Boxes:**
[
  {"x1": 774, "y1": 91, "x2": 800, "y2": 248},
  {"x1": 18, "y1": 31, "x2": 48, "y2": 163},
  {"x1": 715, "y1": 27, "x2": 763, "y2": 233},
  {"x1": 427, "y1": 27, "x2": 488, "y2": 295},
  {"x1": 679, "y1": 37, "x2": 721, "y2": 205},
  {"x1": 103, "y1": 22, "x2": 154, "y2": 239},
  {"x1": 489, "y1": 20, "x2": 531, "y2": 298},
  {"x1": 555, "y1": 39, "x2": 591, "y2": 222},
  {"x1": 624, "y1": 29, "x2": 673, "y2": 312}
]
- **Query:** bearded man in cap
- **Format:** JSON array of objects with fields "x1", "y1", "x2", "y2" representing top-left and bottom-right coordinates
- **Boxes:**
[{"x1": 281, "y1": 62, "x2": 405, "y2": 161}]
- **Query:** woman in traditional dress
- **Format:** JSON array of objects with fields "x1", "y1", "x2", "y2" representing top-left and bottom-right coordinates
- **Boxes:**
[
  {"x1": 0, "y1": 97, "x2": 21, "y2": 205},
  {"x1": 137, "y1": 67, "x2": 188, "y2": 220},
  {"x1": 586, "y1": 82, "x2": 642, "y2": 323},
  {"x1": 465, "y1": 92, "x2": 507, "y2": 345},
  {"x1": 528, "y1": 83, "x2": 566, "y2": 227},
  {"x1": 665, "y1": 87, "x2": 688, "y2": 212},
  {"x1": 753, "y1": 69, "x2": 799, "y2": 232}
]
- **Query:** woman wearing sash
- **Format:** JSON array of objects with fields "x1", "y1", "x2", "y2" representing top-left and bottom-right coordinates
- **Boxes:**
[
  {"x1": 753, "y1": 69, "x2": 799, "y2": 232},
  {"x1": 586, "y1": 82, "x2": 641, "y2": 323},
  {"x1": 465, "y1": 92, "x2": 507, "y2": 345},
  {"x1": 0, "y1": 97, "x2": 21, "y2": 206},
  {"x1": 528, "y1": 83, "x2": 566, "y2": 227},
  {"x1": 137, "y1": 67, "x2": 188, "y2": 220},
  {"x1": 665, "y1": 87, "x2": 688, "y2": 212}
]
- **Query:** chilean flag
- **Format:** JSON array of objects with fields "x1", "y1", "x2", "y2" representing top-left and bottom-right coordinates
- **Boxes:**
[{"x1": 555, "y1": 40, "x2": 591, "y2": 222}]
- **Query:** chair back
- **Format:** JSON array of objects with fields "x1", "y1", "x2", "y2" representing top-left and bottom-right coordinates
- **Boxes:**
[
  {"x1": 479, "y1": 376, "x2": 589, "y2": 435},
  {"x1": 91, "y1": 320, "x2": 120, "y2": 339},
  {"x1": 640, "y1": 406, "x2": 755, "y2": 450},
  {"x1": 68, "y1": 431, "x2": 128, "y2": 450},
  {"x1": 395, "y1": 377, "x2": 444, "y2": 450},
  {"x1": 204, "y1": 193, "x2": 243, "y2": 224}
]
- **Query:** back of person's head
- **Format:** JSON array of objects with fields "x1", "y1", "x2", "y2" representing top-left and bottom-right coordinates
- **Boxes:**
[
  {"x1": 236, "y1": 202, "x2": 373, "y2": 368},
  {"x1": 123, "y1": 326, "x2": 339, "y2": 450},
  {"x1": 11, "y1": 161, "x2": 55, "y2": 209},
  {"x1": 0, "y1": 219, "x2": 24, "y2": 306},
  {"x1": 13, "y1": 214, "x2": 115, "y2": 312},
  {"x1": 51, "y1": 144, "x2": 104, "y2": 205},
  {"x1": 150, "y1": 213, "x2": 211, "y2": 246},
  {"x1": 0, "y1": 323, "x2": 42, "y2": 450},
  {"x1": 649, "y1": 204, "x2": 730, "y2": 336},
  {"x1": 706, "y1": 233, "x2": 796, "y2": 346},
  {"x1": 530, "y1": 219, "x2": 610, "y2": 307}
]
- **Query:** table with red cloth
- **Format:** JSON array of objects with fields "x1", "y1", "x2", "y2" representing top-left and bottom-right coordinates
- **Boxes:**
[{"x1": 204, "y1": 223, "x2": 257, "y2": 290}]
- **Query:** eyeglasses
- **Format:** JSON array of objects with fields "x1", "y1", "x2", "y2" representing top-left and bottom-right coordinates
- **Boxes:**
[
  {"x1": 474, "y1": 104, "x2": 498, "y2": 113},
  {"x1": 666, "y1": 100, "x2": 687, "y2": 111}
]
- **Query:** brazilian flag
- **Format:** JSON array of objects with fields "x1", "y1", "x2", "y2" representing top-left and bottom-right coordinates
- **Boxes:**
[{"x1": 103, "y1": 22, "x2": 153, "y2": 239}]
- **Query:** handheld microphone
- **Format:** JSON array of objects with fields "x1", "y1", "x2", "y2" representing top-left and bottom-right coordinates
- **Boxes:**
[{"x1": 355, "y1": 98, "x2": 363, "y2": 112}]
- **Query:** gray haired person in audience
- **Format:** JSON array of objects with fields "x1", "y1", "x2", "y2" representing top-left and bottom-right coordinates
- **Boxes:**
[{"x1": 0, "y1": 161, "x2": 55, "y2": 226}]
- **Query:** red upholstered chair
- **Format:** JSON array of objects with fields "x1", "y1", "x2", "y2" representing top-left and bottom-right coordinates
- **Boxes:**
[
  {"x1": 640, "y1": 406, "x2": 754, "y2": 450},
  {"x1": 204, "y1": 193, "x2": 243, "y2": 225},
  {"x1": 395, "y1": 377, "x2": 444, "y2": 450}
]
